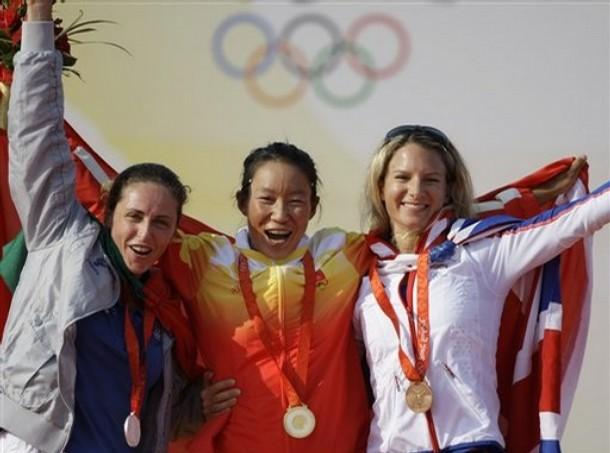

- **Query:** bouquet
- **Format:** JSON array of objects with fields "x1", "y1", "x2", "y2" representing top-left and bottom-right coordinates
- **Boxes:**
[{"x1": 0, "y1": 0, "x2": 126, "y2": 127}]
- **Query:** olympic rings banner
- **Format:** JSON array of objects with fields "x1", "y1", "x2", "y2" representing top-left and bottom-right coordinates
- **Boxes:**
[{"x1": 212, "y1": 12, "x2": 411, "y2": 108}]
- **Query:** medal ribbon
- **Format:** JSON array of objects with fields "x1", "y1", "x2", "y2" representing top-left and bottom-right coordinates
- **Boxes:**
[
  {"x1": 369, "y1": 252, "x2": 430, "y2": 381},
  {"x1": 238, "y1": 252, "x2": 316, "y2": 407},
  {"x1": 124, "y1": 303, "x2": 156, "y2": 420},
  {"x1": 369, "y1": 252, "x2": 440, "y2": 452}
]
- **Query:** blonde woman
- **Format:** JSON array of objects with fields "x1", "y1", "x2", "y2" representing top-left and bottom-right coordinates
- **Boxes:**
[{"x1": 354, "y1": 125, "x2": 606, "y2": 452}]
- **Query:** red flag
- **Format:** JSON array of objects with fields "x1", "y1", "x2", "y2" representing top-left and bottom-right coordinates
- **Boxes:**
[
  {"x1": 0, "y1": 130, "x2": 20, "y2": 248},
  {"x1": 0, "y1": 120, "x2": 220, "y2": 337}
]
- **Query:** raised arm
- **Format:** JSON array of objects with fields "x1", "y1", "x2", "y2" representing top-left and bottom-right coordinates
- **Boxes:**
[
  {"x1": 8, "y1": 0, "x2": 79, "y2": 249},
  {"x1": 480, "y1": 180, "x2": 610, "y2": 291}
]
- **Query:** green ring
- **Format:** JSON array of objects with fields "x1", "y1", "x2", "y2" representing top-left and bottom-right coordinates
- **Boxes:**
[{"x1": 311, "y1": 42, "x2": 375, "y2": 109}]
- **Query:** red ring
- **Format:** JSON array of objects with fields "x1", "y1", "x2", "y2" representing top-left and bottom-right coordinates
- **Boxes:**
[{"x1": 345, "y1": 13, "x2": 411, "y2": 81}]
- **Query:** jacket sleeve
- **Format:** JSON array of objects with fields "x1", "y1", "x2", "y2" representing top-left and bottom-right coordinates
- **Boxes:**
[
  {"x1": 479, "y1": 181, "x2": 610, "y2": 292},
  {"x1": 8, "y1": 22, "x2": 79, "y2": 251}
]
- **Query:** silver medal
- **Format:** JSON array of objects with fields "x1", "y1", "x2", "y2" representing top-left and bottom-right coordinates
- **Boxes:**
[{"x1": 124, "y1": 412, "x2": 141, "y2": 447}]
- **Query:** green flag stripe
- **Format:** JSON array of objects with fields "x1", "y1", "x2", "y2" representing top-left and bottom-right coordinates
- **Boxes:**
[{"x1": 0, "y1": 230, "x2": 27, "y2": 292}]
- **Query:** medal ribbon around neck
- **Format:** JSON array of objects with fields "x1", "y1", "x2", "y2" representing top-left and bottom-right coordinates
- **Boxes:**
[
  {"x1": 123, "y1": 302, "x2": 156, "y2": 446},
  {"x1": 238, "y1": 252, "x2": 316, "y2": 407},
  {"x1": 369, "y1": 252, "x2": 430, "y2": 382}
]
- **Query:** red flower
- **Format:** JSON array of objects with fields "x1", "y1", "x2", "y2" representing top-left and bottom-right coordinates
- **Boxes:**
[
  {"x1": 0, "y1": 1, "x2": 23, "y2": 32},
  {"x1": 10, "y1": 27, "x2": 20, "y2": 45},
  {"x1": 0, "y1": 9, "x2": 16, "y2": 31},
  {"x1": 0, "y1": 66, "x2": 12, "y2": 85},
  {"x1": 54, "y1": 28, "x2": 70, "y2": 54}
]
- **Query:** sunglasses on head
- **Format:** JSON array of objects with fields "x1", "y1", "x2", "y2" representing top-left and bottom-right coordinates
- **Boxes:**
[{"x1": 384, "y1": 125, "x2": 450, "y2": 147}]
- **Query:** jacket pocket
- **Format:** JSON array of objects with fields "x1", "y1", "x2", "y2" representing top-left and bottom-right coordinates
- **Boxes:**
[
  {"x1": 441, "y1": 362, "x2": 486, "y2": 426},
  {"x1": 3, "y1": 309, "x2": 58, "y2": 409}
]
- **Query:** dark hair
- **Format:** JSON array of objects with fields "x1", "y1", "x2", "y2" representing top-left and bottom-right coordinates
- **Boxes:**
[
  {"x1": 235, "y1": 142, "x2": 321, "y2": 211},
  {"x1": 103, "y1": 163, "x2": 190, "y2": 227}
]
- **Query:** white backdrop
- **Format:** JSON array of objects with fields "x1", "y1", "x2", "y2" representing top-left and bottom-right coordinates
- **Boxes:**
[{"x1": 57, "y1": 1, "x2": 609, "y2": 450}]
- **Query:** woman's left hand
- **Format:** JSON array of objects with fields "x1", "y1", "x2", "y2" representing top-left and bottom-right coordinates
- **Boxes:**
[{"x1": 532, "y1": 155, "x2": 587, "y2": 204}]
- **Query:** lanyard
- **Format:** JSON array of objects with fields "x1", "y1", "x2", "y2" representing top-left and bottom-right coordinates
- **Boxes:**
[
  {"x1": 123, "y1": 303, "x2": 156, "y2": 420},
  {"x1": 369, "y1": 252, "x2": 430, "y2": 381},
  {"x1": 238, "y1": 252, "x2": 315, "y2": 407},
  {"x1": 369, "y1": 252, "x2": 440, "y2": 452}
]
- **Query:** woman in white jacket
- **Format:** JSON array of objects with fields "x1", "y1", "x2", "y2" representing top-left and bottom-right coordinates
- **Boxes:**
[{"x1": 353, "y1": 125, "x2": 609, "y2": 452}]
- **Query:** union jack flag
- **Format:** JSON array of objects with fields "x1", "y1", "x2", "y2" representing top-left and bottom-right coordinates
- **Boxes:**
[{"x1": 473, "y1": 162, "x2": 590, "y2": 453}]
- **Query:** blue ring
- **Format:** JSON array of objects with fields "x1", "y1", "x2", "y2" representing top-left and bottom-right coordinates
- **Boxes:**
[
  {"x1": 277, "y1": 13, "x2": 343, "y2": 80},
  {"x1": 212, "y1": 13, "x2": 276, "y2": 79}
]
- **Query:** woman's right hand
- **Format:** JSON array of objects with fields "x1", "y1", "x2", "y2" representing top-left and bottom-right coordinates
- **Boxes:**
[{"x1": 200, "y1": 371, "x2": 241, "y2": 421}]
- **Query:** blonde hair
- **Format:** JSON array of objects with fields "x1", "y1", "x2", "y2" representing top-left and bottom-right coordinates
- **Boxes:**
[{"x1": 364, "y1": 130, "x2": 474, "y2": 240}]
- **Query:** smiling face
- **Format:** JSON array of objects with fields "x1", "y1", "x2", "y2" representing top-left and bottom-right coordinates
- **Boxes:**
[
  {"x1": 243, "y1": 160, "x2": 315, "y2": 260},
  {"x1": 110, "y1": 181, "x2": 179, "y2": 276},
  {"x1": 382, "y1": 142, "x2": 448, "y2": 238}
]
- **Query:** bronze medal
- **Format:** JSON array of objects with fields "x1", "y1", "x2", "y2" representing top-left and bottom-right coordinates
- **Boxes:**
[{"x1": 405, "y1": 380, "x2": 433, "y2": 413}]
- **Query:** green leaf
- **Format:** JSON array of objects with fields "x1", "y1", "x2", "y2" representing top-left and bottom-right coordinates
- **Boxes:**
[
  {"x1": 60, "y1": 27, "x2": 98, "y2": 37},
  {"x1": 61, "y1": 53, "x2": 77, "y2": 67},
  {"x1": 62, "y1": 67, "x2": 83, "y2": 80},
  {"x1": 69, "y1": 39, "x2": 132, "y2": 57}
]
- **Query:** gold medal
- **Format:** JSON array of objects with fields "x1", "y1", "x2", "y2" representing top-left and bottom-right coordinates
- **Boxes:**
[
  {"x1": 123, "y1": 412, "x2": 141, "y2": 447},
  {"x1": 405, "y1": 381, "x2": 433, "y2": 413},
  {"x1": 283, "y1": 405, "x2": 316, "y2": 438}
]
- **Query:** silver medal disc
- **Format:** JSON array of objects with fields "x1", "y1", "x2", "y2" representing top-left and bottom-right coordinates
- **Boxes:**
[{"x1": 124, "y1": 412, "x2": 141, "y2": 447}]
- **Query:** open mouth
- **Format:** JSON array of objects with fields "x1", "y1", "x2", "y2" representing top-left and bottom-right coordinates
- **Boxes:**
[
  {"x1": 128, "y1": 244, "x2": 152, "y2": 257},
  {"x1": 265, "y1": 229, "x2": 292, "y2": 242}
]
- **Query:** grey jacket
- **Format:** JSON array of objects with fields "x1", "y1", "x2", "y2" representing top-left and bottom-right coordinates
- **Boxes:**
[{"x1": 0, "y1": 22, "x2": 179, "y2": 453}]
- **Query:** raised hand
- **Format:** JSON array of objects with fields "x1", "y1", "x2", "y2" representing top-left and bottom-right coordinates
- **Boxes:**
[{"x1": 532, "y1": 155, "x2": 588, "y2": 205}]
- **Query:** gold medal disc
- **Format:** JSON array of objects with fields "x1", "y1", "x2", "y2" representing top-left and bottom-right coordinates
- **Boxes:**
[
  {"x1": 283, "y1": 405, "x2": 316, "y2": 438},
  {"x1": 405, "y1": 381, "x2": 433, "y2": 413}
]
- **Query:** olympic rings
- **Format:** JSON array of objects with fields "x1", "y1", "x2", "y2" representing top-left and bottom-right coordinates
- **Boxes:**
[
  {"x1": 244, "y1": 42, "x2": 308, "y2": 108},
  {"x1": 277, "y1": 13, "x2": 343, "y2": 80},
  {"x1": 311, "y1": 42, "x2": 375, "y2": 109},
  {"x1": 212, "y1": 13, "x2": 275, "y2": 79},
  {"x1": 346, "y1": 13, "x2": 411, "y2": 81},
  {"x1": 211, "y1": 11, "x2": 411, "y2": 108}
]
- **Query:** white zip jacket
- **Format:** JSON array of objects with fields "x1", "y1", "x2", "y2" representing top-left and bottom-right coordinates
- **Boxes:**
[
  {"x1": 0, "y1": 22, "x2": 188, "y2": 453},
  {"x1": 353, "y1": 182, "x2": 610, "y2": 452}
]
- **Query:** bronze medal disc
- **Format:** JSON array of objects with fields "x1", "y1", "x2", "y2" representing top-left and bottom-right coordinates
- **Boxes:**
[
  {"x1": 405, "y1": 381, "x2": 433, "y2": 413},
  {"x1": 283, "y1": 405, "x2": 316, "y2": 438}
]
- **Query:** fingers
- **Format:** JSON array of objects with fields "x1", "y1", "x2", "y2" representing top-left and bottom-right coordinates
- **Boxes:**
[
  {"x1": 569, "y1": 155, "x2": 588, "y2": 176},
  {"x1": 531, "y1": 155, "x2": 588, "y2": 204},
  {"x1": 562, "y1": 155, "x2": 588, "y2": 189},
  {"x1": 200, "y1": 374, "x2": 240, "y2": 421}
]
